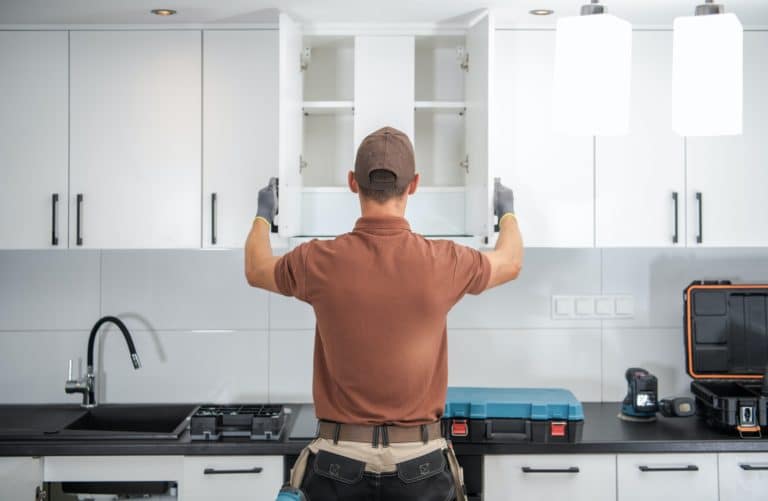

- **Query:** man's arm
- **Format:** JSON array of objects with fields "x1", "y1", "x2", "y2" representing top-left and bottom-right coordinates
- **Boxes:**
[
  {"x1": 245, "y1": 178, "x2": 281, "y2": 293},
  {"x1": 483, "y1": 179, "x2": 523, "y2": 289}
]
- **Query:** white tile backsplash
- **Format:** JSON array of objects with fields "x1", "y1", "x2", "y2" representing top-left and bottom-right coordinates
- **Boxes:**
[
  {"x1": 1, "y1": 247, "x2": 765, "y2": 404},
  {"x1": 101, "y1": 250, "x2": 268, "y2": 331},
  {"x1": 0, "y1": 251, "x2": 100, "y2": 331}
]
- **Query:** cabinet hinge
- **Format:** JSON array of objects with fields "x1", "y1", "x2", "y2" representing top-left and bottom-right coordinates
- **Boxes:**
[
  {"x1": 457, "y1": 46, "x2": 469, "y2": 72},
  {"x1": 460, "y1": 155, "x2": 469, "y2": 173},
  {"x1": 299, "y1": 155, "x2": 308, "y2": 173},
  {"x1": 36, "y1": 485, "x2": 48, "y2": 501},
  {"x1": 300, "y1": 48, "x2": 312, "y2": 72}
]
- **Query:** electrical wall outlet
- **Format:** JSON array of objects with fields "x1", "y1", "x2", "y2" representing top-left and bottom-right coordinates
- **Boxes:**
[{"x1": 551, "y1": 295, "x2": 634, "y2": 320}]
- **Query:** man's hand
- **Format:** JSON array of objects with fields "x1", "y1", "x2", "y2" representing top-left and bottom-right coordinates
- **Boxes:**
[
  {"x1": 494, "y1": 177, "x2": 515, "y2": 218},
  {"x1": 256, "y1": 177, "x2": 279, "y2": 225}
]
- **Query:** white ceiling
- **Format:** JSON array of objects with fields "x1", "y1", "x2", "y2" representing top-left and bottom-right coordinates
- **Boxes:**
[{"x1": 0, "y1": 0, "x2": 767, "y2": 27}]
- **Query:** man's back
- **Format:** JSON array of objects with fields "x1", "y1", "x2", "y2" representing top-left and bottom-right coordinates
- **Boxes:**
[{"x1": 275, "y1": 215, "x2": 490, "y2": 425}]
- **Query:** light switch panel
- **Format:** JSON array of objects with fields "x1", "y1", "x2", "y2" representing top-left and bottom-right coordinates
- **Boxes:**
[
  {"x1": 575, "y1": 297, "x2": 594, "y2": 316},
  {"x1": 551, "y1": 295, "x2": 634, "y2": 319}
]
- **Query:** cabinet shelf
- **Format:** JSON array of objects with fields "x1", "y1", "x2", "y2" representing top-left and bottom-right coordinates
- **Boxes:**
[
  {"x1": 302, "y1": 101, "x2": 354, "y2": 115},
  {"x1": 415, "y1": 101, "x2": 466, "y2": 113}
]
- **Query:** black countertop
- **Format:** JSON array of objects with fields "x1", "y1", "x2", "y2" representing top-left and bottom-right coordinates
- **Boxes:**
[{"x1": 1, "y1": 403, "x2": 767, "y2": 457}]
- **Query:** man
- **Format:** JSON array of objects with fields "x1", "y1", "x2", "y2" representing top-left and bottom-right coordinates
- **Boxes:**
[{"x1": 246, "y1": 126, "x2": 523, "y2": 501}]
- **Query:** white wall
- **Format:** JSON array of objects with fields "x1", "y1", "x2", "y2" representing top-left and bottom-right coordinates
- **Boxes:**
[{"x1": 1, "y1": 247, "x2": 767, "y2": 405}]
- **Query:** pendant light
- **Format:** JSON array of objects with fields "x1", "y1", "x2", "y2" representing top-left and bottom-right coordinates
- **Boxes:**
[
  {"x1": 672, "y1": 0, "x2": 743, "y2": 136},
  {"x1": 552, "y1": 0, "x2": 632, "y2": 136}
]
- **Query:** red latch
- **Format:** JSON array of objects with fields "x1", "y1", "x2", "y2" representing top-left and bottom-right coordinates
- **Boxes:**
[
  {"x1": 550, "y1": 421, "x2": 567, "y2": 438},
  {"x1": 451, "y1": 419, "x2": 469, "y2": 437}
]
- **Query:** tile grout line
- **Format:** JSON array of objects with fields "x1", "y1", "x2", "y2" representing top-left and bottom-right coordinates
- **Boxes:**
[
  {"x1": 67, "y1": 30, "x2": 71, "y2": 248},
  {"x1": 98, "y1": 250, "x2": 103, "y2": 316}
]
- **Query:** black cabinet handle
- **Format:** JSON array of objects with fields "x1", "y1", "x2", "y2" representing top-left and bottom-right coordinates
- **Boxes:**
[
  {"x1": 76, "y1": 194, "x2": 83, "y2": 246},
  {"x1": 203, "y1": 467, "x2": 263, "y2": 475},
  {"x1": 672, "y1": 192, "x2": 679, "y2": 244},
  {"x1": 696, "y1": 192, "x2": 703, "y2": 244},
  {"x1": 522, "y1": 466, "x2": 579, "y2": 474},
  {"x1": 211, "y1": 192, "x2": 217, "y2": 245},
  {"x1": 740, "y1": 464, "x2": 768, "y2": 471},
  {"x1": 51, "y1": 193, "x2": 59, "y2": 246},
  {"x1": 639, "y1": 465, "x2": 699, "y2": 472}
]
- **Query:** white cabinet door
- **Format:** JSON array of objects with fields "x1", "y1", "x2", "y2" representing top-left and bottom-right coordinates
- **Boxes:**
[
  {"x1": 719, "y1": 453, "x2": 768, "y2": 501},
  {"x1": 0, "y1": 31, "x2": 68, "y2": 249},
  {"x1": 494, "y1": 30, "x2": 594, "y2": 247},
  {"x1": 44, "y1": 455, "x2": 182, "y2": 482},
  {"x1": 617, "y1": 454, "x2": 717, "y2": 501},
  {"x1": 0, "y1": 457, "x2": 43, "y2": 500},
  {"x1": 596, "y1": 31, "x2": 685, "y2": 247},
  {"x1": 203, "y1": 30, "x2": 279, "y2": 248},
  {"x1": 181, "y1": 456, "x2": 283, "y2": 500},
  {"x1": 485, "y1": 454, "x2": 616, "y2": 501},
  {"x1": 686, "y1": 31, "x2": 768, "y2": 247},
  {"x1": 465, "y1": 12, "x2": 495, "y2": 240},
  {"x1": 70, "y1": 30, "x2": 201, "y2": 249},
  {"x1": 353, "y1": 36, "x2": 415, "y2": 150},
  {"x1": 278, "y1": 14, "x2": 304, "y2": 237}
]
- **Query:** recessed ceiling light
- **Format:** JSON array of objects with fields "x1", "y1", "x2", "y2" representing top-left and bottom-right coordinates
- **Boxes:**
[
  {"x1": 151, "y1": 9, "x2": 177, "y2": 16},
  {"x1": 530, "y1": 9, "x2": 555, "y2": 16}
]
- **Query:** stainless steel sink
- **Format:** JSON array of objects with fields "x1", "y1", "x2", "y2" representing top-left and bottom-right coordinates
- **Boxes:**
[
  {"x1": 57, "y1": 404, "x2": 197, "y2": 440},
  {"x1": 0, "y1": 404, "x2": 197, "y2": 440}
]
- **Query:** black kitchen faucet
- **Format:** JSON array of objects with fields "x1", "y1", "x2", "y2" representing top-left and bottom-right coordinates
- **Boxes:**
[{"x1": 65, "y1": 316, "x2": 141, "y2": 408}]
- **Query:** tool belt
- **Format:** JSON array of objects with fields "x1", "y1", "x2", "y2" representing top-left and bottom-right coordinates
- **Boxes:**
[{"x1": 316, "y1": 420, "x2": 442, "y2": 445}]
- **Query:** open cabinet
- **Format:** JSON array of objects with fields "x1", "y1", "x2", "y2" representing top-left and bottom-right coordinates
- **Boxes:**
[{"x1": 277, "y1": 13, "x2": 495, "y2": 242}]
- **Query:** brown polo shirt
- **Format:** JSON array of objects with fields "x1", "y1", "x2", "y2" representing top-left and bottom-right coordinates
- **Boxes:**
[{"x1": 274, "y1": 215, "x2": 491, "y2": 425}]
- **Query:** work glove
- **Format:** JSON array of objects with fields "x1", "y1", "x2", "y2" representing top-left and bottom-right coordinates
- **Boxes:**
[
  {"x1": 493, "y1": 177, "x2": 515, "y2": 218},
  {"x1": 256, "y1": 177, "x2": 279, "y2": 225}
]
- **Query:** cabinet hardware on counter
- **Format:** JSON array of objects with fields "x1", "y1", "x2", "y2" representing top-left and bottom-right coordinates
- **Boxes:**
[
  {"x1": 203, "y1": 467, "x2": 263, "y2": 475},
  {"x1": 696, "y1": 192, "x2": 703, "y2": 244},
  {"x1": 51, "y1": 193, "x2": 59, "y2": 246},
  {"x1": 521, "y1": 466, "x2": 580, "y2": 474},
  {"x1": 638, "y1": 465, "x2": 699, "y2": 472},
  {"x1": 672, "y1": 192, "x2": 679, "y2": 244},
  {"x1": 76, "y1": 194, "x2": 83, "y2": 246},
  {"x1": 211, "y1": 192, "x2": 217, "y2": 245}
]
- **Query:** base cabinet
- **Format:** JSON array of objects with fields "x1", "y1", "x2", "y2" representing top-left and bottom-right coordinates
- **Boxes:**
[
  {"x1": 0, "y1": 457, "x2": 43, "y2": 500},
  {"x1": 718, "y1": 453, "x2": 768, "y2": 501},
  {"x1": 181, "y1": 456, "x2": 283, "y2": 500},
  {"x1": 617, "y1": 453, "x2": 717, "y2": 501},
  {"x1": 484, "y1": 454, "x2": 616, "y2": 501}
]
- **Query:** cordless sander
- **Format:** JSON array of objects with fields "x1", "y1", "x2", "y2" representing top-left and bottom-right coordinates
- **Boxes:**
[{"x1": 619, "y1": 367, "x2": 695, "y2": 422}]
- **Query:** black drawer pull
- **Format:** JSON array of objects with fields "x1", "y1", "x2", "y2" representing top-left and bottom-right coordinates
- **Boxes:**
[
  {"x1": 672, "y1": 191, "x2": 679, "y2": 244},
  {"x1": 204, "y1": 467, "x2": 263, "y2": 475},
  {"x1": 522, "y1": 466, "x2": 579, "y2": 474},
  {"x1": 51, "y1": 193, "x2": 59, "y2": 246},
  {"x1": 211, "y1": 192, "x2": 217, "y2": 245},
  {"x1": 740, "y1": 464, "x2": 768, "y2": 471},
  {"x1": 639, "y1": 465, "x2": 699, "y2": 472},
  {"x1": 695, "y1": 192, "x2": 703, "y2": 244},
  {"x1": 76, "y1": 194, "x2": 83, "y2": 246}
]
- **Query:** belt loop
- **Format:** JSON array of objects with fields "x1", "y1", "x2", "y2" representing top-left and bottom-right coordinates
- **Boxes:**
[
  {"x1": 381, "y1": 425, "x2": 390, "y2": 448},
  {"x1": 421, "y1": 424, "x2": 428, "y2": 444},
  {"x1": 372, "y1": 425, "x2": 380, "y2": 448},
  {"x1": 333, "y1": 423, "x2": 341, "y2": 445}
]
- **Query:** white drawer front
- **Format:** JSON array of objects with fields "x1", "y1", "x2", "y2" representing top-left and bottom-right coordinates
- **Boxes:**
[
  {"x1": 617, "y1": 454, "x2": 717, "y2": 501},
  {"x1": 485, "y1": 454, "x2": 616, "y2": 501},
  {"x1": 44, "y1": 456, "x2": 181, "y2": 482},
  {"x1": 182, "y1": 456, "x2": 283, "y2": 500},
  {"x1": 719, "y1": 453, "x2": 768, "y2": 501}
]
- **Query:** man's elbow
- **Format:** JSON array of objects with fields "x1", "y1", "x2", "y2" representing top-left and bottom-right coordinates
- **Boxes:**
[
  {"x1": 506, "y1": 259, "x2": 523, "y2": 281},
  {"x1": 245, "y1": 267, "x2": 265, "y2": 288}
]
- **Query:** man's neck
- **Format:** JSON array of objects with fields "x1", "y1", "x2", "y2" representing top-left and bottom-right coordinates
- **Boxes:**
[{"x1": 359, "y1": 198, "x2": 407, "y2": 219}]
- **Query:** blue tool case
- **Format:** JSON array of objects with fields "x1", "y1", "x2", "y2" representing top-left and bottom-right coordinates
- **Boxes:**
[{"x1": 442, "y1": 387, "x2": 584, "y2": 444}]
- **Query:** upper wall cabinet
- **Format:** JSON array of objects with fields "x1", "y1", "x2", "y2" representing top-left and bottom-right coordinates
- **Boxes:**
[
  {"x1": 686, "y1": 31, "x2": 768, "y2": 247},
  {"x1": 279, "y1": 13, "x2": 495, "y2": 239},
  {"x1": 203, "y1": 30, "x2": 279, "y2": 249},
  {"x1": 494, "y1": 30, "x2": 594, "y2": 248},
  {"x1": 596, "y1": 31, "x2": 685, "y2": 247},
  {"x1": 69, "y1": 31, "x2": 202, "y2": 249},
  {"x1": 0, "y1": 31, "x2": 68, "y2": 249}
]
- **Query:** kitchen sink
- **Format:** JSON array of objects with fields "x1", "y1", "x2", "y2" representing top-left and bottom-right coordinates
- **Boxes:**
[{"x1": 58, "y1": 404, "x2": 198, "y2": 440}]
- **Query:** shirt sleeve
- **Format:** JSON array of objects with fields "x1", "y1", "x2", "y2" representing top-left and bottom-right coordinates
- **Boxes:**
[
  {"x1": 273, "y1": 242, "x2": 313, "y2": 302},
  {"x1": 451, "y1": 243, "x2": 492, "y2": 297}
]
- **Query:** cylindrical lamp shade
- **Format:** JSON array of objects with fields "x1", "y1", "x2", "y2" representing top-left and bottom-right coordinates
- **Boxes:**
[
  {"x1": 553, "y1": 14, "x2": 632, "y2": 136},
  {"x1": 672, "y1": 13, "x2": 743, "y2": 136}
]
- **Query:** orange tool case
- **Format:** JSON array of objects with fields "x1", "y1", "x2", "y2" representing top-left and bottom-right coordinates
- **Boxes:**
[{"x1": 685, "y1": 281, "x2": 768, "y2": 438}]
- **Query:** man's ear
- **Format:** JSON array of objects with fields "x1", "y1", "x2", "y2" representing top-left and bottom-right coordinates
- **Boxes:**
[
  {"x1": 348, "y1": 171, "x2": 359, "y2": 194},
  {"x1": 407, "y1": 173, "x2": 420, "y2": 195}
]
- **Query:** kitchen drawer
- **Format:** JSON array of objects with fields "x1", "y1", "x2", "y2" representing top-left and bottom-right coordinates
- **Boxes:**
[
  {"x1": 181, "y1": 456, "x2": 282, "y2": 500},
  {"x1": 484, "y1": 454, "x2": 616, "y2": 501},
  {"x1": 719, "y1": 453, "x2": 768, "y2": 501},
  {"x1": 617, "y1": 453, "x2": 717, "y2": 501}
]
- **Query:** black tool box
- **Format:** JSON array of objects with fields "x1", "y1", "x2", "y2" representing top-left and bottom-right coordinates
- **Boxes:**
[{"x1": 684, "y1": 281, "x2": 768, "y2": 438}]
